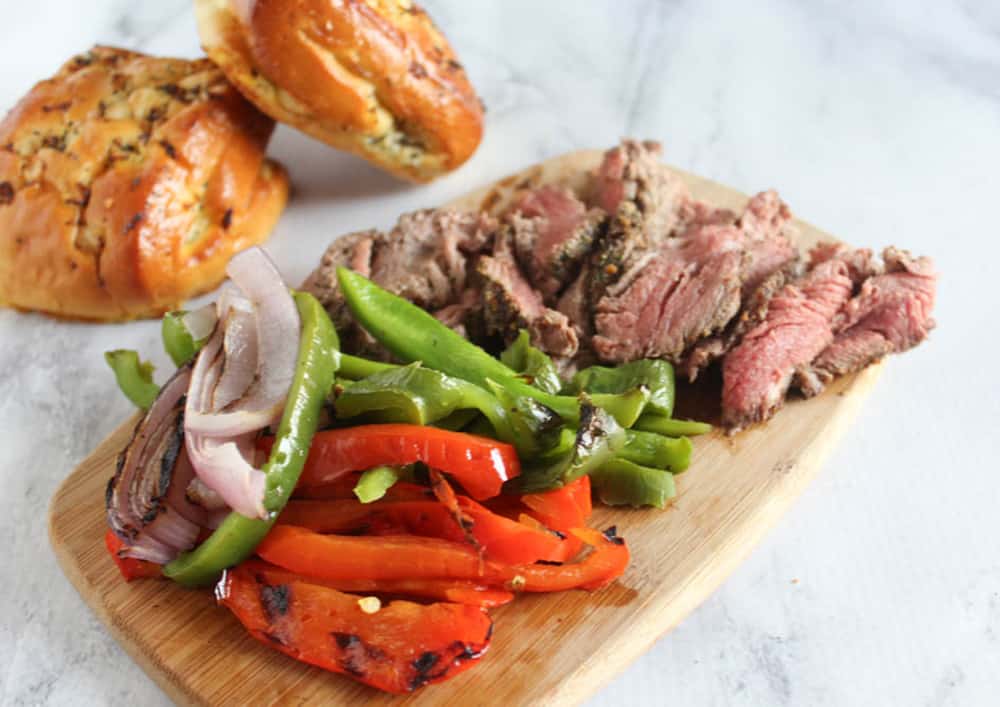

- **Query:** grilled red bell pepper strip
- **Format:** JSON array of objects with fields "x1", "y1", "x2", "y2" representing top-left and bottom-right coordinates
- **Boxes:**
[
  {"x1": 237, "y1": 560, "x2": 514, "y2": 608},
  {"x1": 521, "y1": 476, "x2": 593, "y2": 561},
  {"x1": 274, "y1": 424, "x2": 521, "y2": 500},
  {"x1": 257, "y1": 524, "x2": 629, "y2": 592},
  {"x1": 279, "y1": 497, "x2": 567, "y2": 564},
  {"x1": 217, "y1": 563, "x2": 493, "y2": 693},
  {"x1": 522, "y1": 476, "x2": 593, "y2": 530},
  {"x1": 105, "y1": 529, "x2": 161, "y2": 581}
]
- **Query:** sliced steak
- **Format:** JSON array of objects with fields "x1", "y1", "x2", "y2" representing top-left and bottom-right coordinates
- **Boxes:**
[
  {"x1": 591, "y1": 237, "x2": 744, "y2": 363},
  {"x1": 676, "y1": 192, "x2": 800, "y2": 380},
  {"x1": 681, "y1": 267, "x2": 792, "y2": 381},
  {"x1": 798, "y1": 247, "x2": 936, "y2": 392},
  {"x1": 556, "y1": 265, "x2": 593, "y2": 338},
  {"x1": 477, "y1": 234, "x2": 579, "y2": 357},
  {"x1": 809, "y1": 241, "x2": 883, "y2": 285},
  {"x1": 587, "y1": 141, "x2": 692, "y2": 304},
  {"x1": 369, "y1": 209, "x2": 495, "y2": 310},
  {"x1": 432, "y1": 288, "x2": 481, "y2": 338},
  {"x1": 301, "y1": 230, "x2": 378, "y2": 332},
  {"x1": 508, "y1": 185, "x2": 605, "y2": 301},
  {"x1": 302, "y1": 208, "x2": 497, "y2": 356},
  {"x1": 590, "y1": 140, "x2": 689, "y2": 239},
  {"x1": 738, "y1": 190, "x2": 798, "y2": 296},
  {"x1": 721, "y1": 258, "x2": 854, "y2": 431}
]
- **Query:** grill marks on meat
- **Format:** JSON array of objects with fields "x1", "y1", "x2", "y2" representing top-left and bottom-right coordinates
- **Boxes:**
[
  {"x1": 477, "y1": 233, "x2": 579, "y2": 357},
  {"x1": 798, "y1": 247, "x2": 936, "y2": 394},
  {"x1": 722, "y1": 259, "x2": 854, "y2": 431}
]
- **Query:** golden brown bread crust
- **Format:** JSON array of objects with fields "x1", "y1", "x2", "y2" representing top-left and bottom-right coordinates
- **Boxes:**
[
  {"x1": 0, "y1": 46, "x2": 289, "y2": 321},
  {"x1": 195, "y1": 0, "x2": 484, "y2": 182}
]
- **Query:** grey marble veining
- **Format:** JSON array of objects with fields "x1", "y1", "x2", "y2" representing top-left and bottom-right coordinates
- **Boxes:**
[{"x1": 2, "y1": 1, "x2": 999, "y2": 705}]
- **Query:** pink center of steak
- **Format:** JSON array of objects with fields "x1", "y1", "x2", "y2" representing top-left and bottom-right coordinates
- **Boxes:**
[
  {"x1": 810, "y1": 248, "x2": 936, "y2": 380},
  {"x1": 592, "y1": 145, "x2": 628, "y2": 213},
  {"x1": 591, "y1": 237, "x2": 743, "y2": 362},
  {"x1": 509, "y1": 186, "x2": 604, "y2": 300},
  {"x1": 721, "y1": 259, "x2": 853, "y2": 430}
]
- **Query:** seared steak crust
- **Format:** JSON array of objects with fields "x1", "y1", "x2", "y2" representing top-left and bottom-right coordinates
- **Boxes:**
[
  {"x1": 508, "y1": 185, "x2": 605, "y2": 301},
  {"x1": 477, "y1": 232, "x2": 579, "y2": 357}
]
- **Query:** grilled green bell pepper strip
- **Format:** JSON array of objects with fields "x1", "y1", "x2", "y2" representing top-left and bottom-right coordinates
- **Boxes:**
[
  {"x1": 591, "y1": 458, "x2": 676, "y2": 508},
  {"x1": 335, "y1": 364, "x2": 510, "y2": 433},
  {"x1": 337, "y1": 267, "x2": 649, "y2": 427},
  {"x1": 354, "y1": 466, "x2": 401, "y2": 503},
  {"x1": 334, "y1": 364, "x2": 557, "y2": 457},
  {"x1": 568, "y1": 359, "x2": 675, "y2": 417},
  {"x1": 161, "y1": 311, "x2": 203, "y2": 367},
  {"x1": 163, "y1": 291, "x2": 340, "y2": 588},
  {"x1": 104, "y1": 350, "x2": 159, "y2": 410},
  {"x1": 619, "y1": 430, "x2": 692, "y2": 473},
  {"x1": 634, "y1": 414, "x2": 712, "y2": 437},
  {"x1": 338, "y1": 352, "x2": 397, "y2": 380},
  {"x1": 501, "y1": 329, "x2": 562, "y2": 395},
  {"x1": 515, "y1": 402, "x2": 626, "y2": 493}
]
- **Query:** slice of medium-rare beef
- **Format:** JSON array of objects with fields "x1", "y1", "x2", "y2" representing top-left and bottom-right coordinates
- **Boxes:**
[
  {"x1": 591, "y1": 190, "x2": 793, "y2": 367},
  {"x1": 737, "y1": 190, "x2": 798, "y2": 296},
  {"x1": 477, "y1": 233, "x2": 579, "y2": 357},
  {"x1": 507, "y1": 185, "x2": 605, "y2": 301},
  {"x1": 556, "y1": 264, "x2": 593, "y2": 338},
  {"x1": 797, "y1": 247, "x2": 936, "y2": 394},
  {"x1": 721, "y1": 258, "x2": 854, "y2": 432},
  {"x1": 368, "y1": 209, "x2": 496, "y2": 311},
  {"x1": 590, "y1": 140, "x2": 688, "y2": 239},
  {"x1": 809, "y1": 241, "x2": 883, "y2": 286},
  {"x1": 302, "y1": 230, "x2": 379, "y2": 331},
  {"x1": 677, "y1": 192, "x2": 800, "y2": 381},
  {"x1": 681, "y1": 267, "x2": 792, "y2": 381},
  {"x1": 587, "y1": 141, "x2": 692, "y2": 304},
  {"x1": 591, "y1": 237, "x2": 744, "y2": 363},
  {"x1": 433, "y1": 288, "x2": 481, "y2": 338}
]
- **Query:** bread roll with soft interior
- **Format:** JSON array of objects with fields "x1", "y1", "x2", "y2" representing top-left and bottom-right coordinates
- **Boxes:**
[
  {"x1": 195, "y1": 0, "x2": 485, "y2": 182},
  {"x1": 0, "y1": 46, "x2": 289, "y2": 321}
]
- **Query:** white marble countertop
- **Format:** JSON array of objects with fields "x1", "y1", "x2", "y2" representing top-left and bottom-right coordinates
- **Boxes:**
[{"x1": 2, "y1": 1, "x2": 999, "y2": 705}]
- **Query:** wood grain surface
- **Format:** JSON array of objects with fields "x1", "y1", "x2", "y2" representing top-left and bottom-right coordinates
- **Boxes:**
[{"x1": 49, "y1": 150, "x2": 882, "y2": 706}]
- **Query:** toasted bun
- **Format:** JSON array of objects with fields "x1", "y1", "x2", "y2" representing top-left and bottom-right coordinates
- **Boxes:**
[
  {"x1": 195, "y1": 0, "x2": 484, "y2": 182},
  {"x1": 0, "y1": 46, "x2": 289, "y2": 321}
]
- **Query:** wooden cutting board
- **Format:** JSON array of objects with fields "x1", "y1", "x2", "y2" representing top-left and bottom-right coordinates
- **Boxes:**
[{"x1": 49, "y1": 150, "x2": 882, "y2": 706}]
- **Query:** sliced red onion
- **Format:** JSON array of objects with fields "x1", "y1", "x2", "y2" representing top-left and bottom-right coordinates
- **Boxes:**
[
  {"x1": 224, "y1": 248, "x2": 300, "y2": 418},
  {"x1": 182, "y1": 303, "x2": 218, "y2": 343},
  {"x1": 107, "y1": 366, "x2": 206, "y2": 563},
  {"x1": 183, "y1": 247, "x2": 301, "y2": 520},
  {"x1": 185, "y1": 435, "x2": 268, "y2": 518},
  {"x1": 212, "y1": 306, "x2": 258, "y2": 411},
  {"x1": 185, "y1": 252, "x2": 300, "y2": 438}
]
